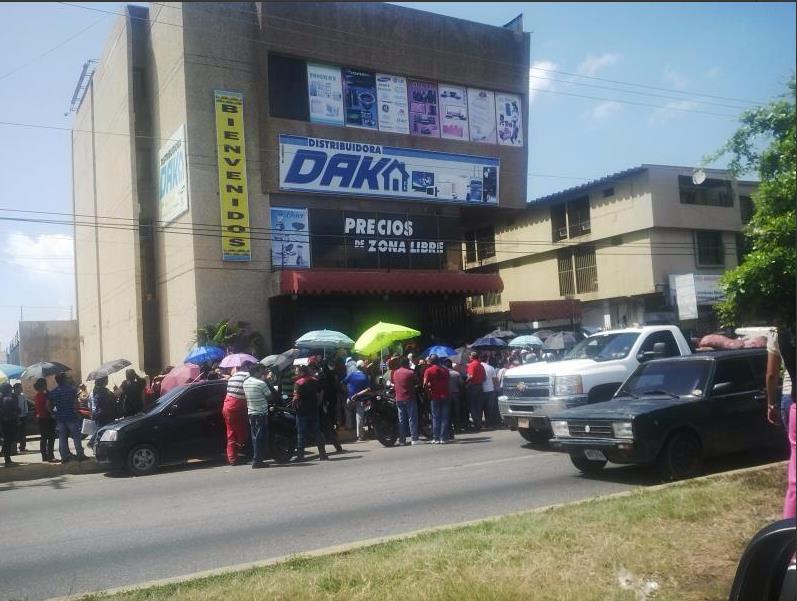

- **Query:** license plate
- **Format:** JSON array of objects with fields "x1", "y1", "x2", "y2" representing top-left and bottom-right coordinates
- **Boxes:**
[
  {"x1": 584, "y1": 449, "x2": 607, "y2": 461},
  {"x1": 517, "y1": 418, "x2": 529, "y2": 429}
]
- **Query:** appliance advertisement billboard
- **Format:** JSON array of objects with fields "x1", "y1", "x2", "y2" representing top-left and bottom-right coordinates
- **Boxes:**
[
  {"x1": 342, "y1": 68, "x2": 379, "y2": 130},
  {"x1": 496, "y1": 92, "x2": 523, "y2": 147},
  {"x1": 158, "y1": 124, "x2": 189, "y2": 224},
  {"x1": 270, "y1": 207, "x2": 311, "y2": 269},
  {"x1": 407, "y1": 79, "x2": 439, "y2": 138},
  {"x1": 307, "y1": 63, "x2": 344, "y2": 126},
  {"x1": 375, "y1": 73, "x2": 409, "y2": 135},
  {"x1": 278, "y1": 134, "x2": 499, "y2": 205},
  {"x1": 467, "y1": 88, "x2": 497, "y2": 144},
  {"x1": 438, "y1": 84, "x2": 469, "y2": 142}
]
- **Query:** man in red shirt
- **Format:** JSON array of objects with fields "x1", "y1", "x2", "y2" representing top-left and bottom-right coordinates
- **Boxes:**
[
  {"x1": 391, "y1": 357, "x2": 420, "y2": 445},
  {"x1": 466, "y1": 352, "x2": 486, "y2": 430},
  {"x1": 423, "y1": 354, "x2": 451, "y2": 444}
]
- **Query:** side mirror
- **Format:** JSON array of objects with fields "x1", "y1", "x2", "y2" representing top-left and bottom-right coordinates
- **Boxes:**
[
  {"x1": 712, "y1": 382, "x2": 733, "y2": 394},
  {"x1": 637, "y1": 351, "x2": 657, "y2": 363},
  {"x1": 652, "y1": 342, "x2": 667, "y2": 357},
  {"x1": 728, "y1": 518, "x2": 795, "y2": 601}
]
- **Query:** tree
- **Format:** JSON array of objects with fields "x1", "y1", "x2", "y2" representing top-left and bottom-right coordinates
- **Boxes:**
[
  {"x1": 705, "y1": 76, "x2": 795, "y2": 327},
  {"x1": 194, "y1": 319, "x2": 266, "y2": 357}
]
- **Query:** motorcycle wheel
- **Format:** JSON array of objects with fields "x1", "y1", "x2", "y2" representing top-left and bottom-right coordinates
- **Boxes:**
[
  {"x1": 374, "y1": 416, "x2": 398, "y2": 447},
  {"x1": 269, "y1": 432, "x2": 295, "y2": 464}
]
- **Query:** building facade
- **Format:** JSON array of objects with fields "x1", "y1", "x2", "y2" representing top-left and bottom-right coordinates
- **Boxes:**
[
  {"x1": 7, "y1": 321, "x2": 81, "y2": 381},
  {"x1": 72, "y1": 2, "x2": 530, "y2": 376},
  {"x1": 465, "y1": 164, "x2": 757, "y2": 333}
]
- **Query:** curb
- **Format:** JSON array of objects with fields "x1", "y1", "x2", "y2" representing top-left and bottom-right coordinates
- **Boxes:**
[
  {"x1": 0, "y1": 458, "x2": 105, "y2": 485},
  {"x1": 46, "y1": 460, "x2": 787, "y2": 601}
]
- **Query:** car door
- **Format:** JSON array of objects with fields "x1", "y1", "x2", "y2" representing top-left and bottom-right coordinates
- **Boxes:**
[
  {"x1": 161, "y1": 385, "x2": 221, "y2": 463},
  {"x1": 706, "y1": 357, "x2": 763, "y2": 454}
]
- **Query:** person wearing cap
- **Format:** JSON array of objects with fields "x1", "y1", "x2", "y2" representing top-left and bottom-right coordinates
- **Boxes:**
[
  {"x1": 343, "y1": 360, "x2": 372, "y2": 442},
  {"x1": 292, "y1": 364, "x2": 329, "y2": 461}
]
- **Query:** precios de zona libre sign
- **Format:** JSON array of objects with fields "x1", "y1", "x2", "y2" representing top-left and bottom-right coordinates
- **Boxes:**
[
  {"x1": 279, "y1": 134, "x2": 499, "y2": 205},
  {"x1": 214, "y1": 90, "x2": 251, "y2": 261}
]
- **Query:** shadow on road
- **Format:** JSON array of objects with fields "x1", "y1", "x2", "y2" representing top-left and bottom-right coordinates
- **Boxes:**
[{"x1": 457, "y1": 437, "x2": 493, "y2": 445}]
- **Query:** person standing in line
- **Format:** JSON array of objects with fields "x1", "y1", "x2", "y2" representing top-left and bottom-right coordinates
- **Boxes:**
[
  {"x1": 481, "y1": 357, "x2": 500, "y2": 428},
  {"x1": 444, "y1": 359, "x2": 464, "y2": 437},
  {"x1": 119, "y1": 369, "x2": 145, "y2": 417},
  {"x1": 423, "y1": 354, "x2": 450, "y2": 445},
  {"x1": 13, "y1": 383, "x2": 31, "y2": 453},
  {"x1": 392, "y1": 357, "x2": 420, "y2": 445},
  {"x1": 319, "y1": 361, "x2": 344, "y2": 453},
  {"x1": 343, "y1": 360, "x2": 372, "y2": 442},
  {"x1": 222, "y1": 362, "x2": 251, "y2": 466},
  {"x1": 33, "y1": 378, "x2": 56, "y2": 462},
  {"x1": 766, "y1": 326, "x2": 795, "y2": 519},
  {"x1": 48, "y1": 373, "x2": 86, "y2": 463},
  {"x1": 465, "y1": 352, "x2": 486, "y2": 431},
  {"x1": 1, "y1": 383, "x2": 20, "y2": 466},
  {"x1": 89, "y1": 376, "x2": 117, "y2": 448},
  {"x1": 244, "y1": 363, "x2": 271, "y2": 469},
  {"x1": 292, "y1": 365, "x2": 329, "y2": 462}
]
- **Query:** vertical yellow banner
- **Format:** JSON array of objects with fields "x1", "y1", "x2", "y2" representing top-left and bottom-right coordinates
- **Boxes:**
[{"x1": 214, "y1": 90, "x2": 251, "y2": 261}]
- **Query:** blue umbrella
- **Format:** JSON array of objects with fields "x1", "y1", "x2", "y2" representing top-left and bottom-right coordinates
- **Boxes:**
[
  {"x1": 184, "y1": 345, "x2": 225, "y2": 365},
  {"x1": 508, "y1": 335, "x2": 543, "y2": 348},
  {"x1": 0, "y1": 363, "x2": 25, "y2": 379},
  {"x1": 470, "y1": 336, "x2": 508, "y2": 349},
  {"x1": 295, "y1": 329, "x2": 355, "y2": 349},
  {"x1": 421, "y1": 345, "x2": 458, "y2": 358}
]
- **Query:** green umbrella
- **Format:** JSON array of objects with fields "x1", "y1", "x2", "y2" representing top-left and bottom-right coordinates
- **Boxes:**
[{"x1": 354, "y1": 322, "x2": 420, "y2": 357}]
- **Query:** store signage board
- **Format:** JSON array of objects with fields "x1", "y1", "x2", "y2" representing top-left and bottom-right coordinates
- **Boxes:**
[
  {"x1": 438, "y1": 84, "x2": 469, "y2": 142},
  {"x1": 158, "y1": 124, "x2": 189, "y2": 224},
  {"x1": 307, "y1": 63, "x2": 344, "y2": 126},
  {"x1": 407, "y1": 79, "x2": 440, "y2": 138},
  {"x1": 270, "y1": 207, "x2": 310, "y2": 269},
  {"x1": 496, "y1": 92, "x2": 523, "y2": 147},
  {"x1": 468, "y1": 88, "x2": 497, "y2": 144},
  {"x1": 279, "y1": 134, "x2": 499, "y2": 205},
  {"x1": 375, "y1": 73, "x2": 410, "y2": 134},
  {"x1": 343, "y1": 68, "x2": 379, "y2": 130}
]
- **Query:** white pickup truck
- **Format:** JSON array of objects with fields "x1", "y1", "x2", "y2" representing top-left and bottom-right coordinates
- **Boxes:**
[{"x1": 499, "y1": 326, "x2": 693, "y2": 443}]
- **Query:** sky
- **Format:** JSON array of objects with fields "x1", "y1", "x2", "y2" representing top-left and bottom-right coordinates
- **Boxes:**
[{"x1": 0, "y1": 2, "x2": 794, "y2": 353}]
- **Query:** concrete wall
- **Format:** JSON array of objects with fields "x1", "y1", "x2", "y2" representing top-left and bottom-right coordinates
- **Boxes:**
[
  {"x1": 16, "y1": 321, "x2": 81, "y2": 382},
  {"x1": 73, "y1": 7, "x2": 145, "y2": 380},
  {"x1": 650, "y1": 228, "x2": 739, "y2": 286}
]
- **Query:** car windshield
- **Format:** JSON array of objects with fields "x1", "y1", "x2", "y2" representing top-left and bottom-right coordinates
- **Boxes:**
[
  {"x1": 564, "y1": 333, "x2": 640, "y2": 362},
  {"x1": 145, "y1": 385, "x2": 187, "y2": 413},
  {"x1": 617, "y1": 360, "x2": 712, "y2": 398}
]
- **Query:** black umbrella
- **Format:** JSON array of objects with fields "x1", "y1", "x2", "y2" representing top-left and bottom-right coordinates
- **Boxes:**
[
  {"x1": 542, "y1": 332, "x2": 577, "y2": 350},
  {"x1": 21, "y1": 361, "x2": 71, "y2": 381},
  {"x1": 86, "y1": 358, "x2": 132, "y2": 381},
  {"x1": 470, "y1": 336, "x2": 508, "y2": 349}
]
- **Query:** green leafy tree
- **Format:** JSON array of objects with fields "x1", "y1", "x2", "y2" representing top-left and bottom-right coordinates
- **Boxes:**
[
  {"x1": 705, "y1": 75, "x2": 796, "y2": 327},
  {"x1": 194, "y1": 319, "x2": 265, "y2": 357}
]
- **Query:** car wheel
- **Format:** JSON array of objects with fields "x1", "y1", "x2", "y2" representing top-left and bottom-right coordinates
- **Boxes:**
[
  {"x1": 126, "y1": 444, "x2": 158, "y2": 476},
  {"x1": 269, "y1": 433, "x2": 294, "y2": 464},
  {"x1": 518, "y1": 428, "x2": 549, "y2": 444},
  {"x1": 658, "y1": 430, "x2": 703, "y2": 481},
  {"x1": 569, "y1": 453, "x2": 607, "y2": 473}
]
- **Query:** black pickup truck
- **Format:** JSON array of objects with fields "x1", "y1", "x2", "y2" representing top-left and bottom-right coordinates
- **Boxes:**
[{"x1": 548, "y1": 349, "x2": 786, "y2": 480}]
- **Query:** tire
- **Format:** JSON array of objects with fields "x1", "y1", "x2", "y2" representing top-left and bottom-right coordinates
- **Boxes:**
[
  {"x1": 518, "y1": 428, "x2": 550, "y2": 444},
  {"x1": 569, "y1": 452, "x2": 607, "y2": 473},
  {"x1": 657, "y1": 430, "x2": 703, "y2": 481},
  {"x1": 374, "y1": 416, "x2": 398, "y2": 447},
  {"x1": 269, "y1": 432, "x2": 294, "y2": 464},
  {"x1": 125, "y1": 444, "x2": 159, "y2": 476}
]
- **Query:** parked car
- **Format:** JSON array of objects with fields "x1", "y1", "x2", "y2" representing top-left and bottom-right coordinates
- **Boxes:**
[
  {"x1": 547, "y1": 349, "x2": 786, "y2": 480},
  {"x1": 499, "y1": 325, "x2": 694, "y2": 444},
  {"x1": 94, "y1": 380, "x2": 296, "y2": 476}
]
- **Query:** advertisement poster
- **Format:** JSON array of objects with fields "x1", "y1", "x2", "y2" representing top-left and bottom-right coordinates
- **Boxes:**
[
  {"x1": 407, "y1": 79, "x2": 439, "y2": 137},
  {"x1": 375, "y1": 73, "x2": 409, "y2": 135},
  {"x1": 270, "y1": 207, "x2": 310, "y2": 269},
  {"x1": 213, "y1": 91, "x2": 251, "y2": 262},
  {"x1": 438, "y1": 84, "x2": 469, "y2": 141},
  {"x1": 309, "y1": 209, "x2": 459, "y2": 270},
  {"x1": 279, "y1": 134, "x2": 500, "y2": 205},
  {"x1": 467, "y1": 88, "x2": 497, "y2": 144},
  {"x1": 342, "y1": 68, "x2": 379, "y2": 130},
  {"x1": 496, "y1": 92, "x2": 523, "y2": 147},
  {"x1": 158, "y1": 124, "x2": 189, "y2": 224},
  {"x1": 307, "y1": 63, "x2": 344, "y2": 126}
]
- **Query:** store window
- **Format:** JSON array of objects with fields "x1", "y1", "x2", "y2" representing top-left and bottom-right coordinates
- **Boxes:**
[
  {"x1": 678, "y1": 175, "x2": 733, "y2": 207},
  {"x1": 694, "y1": 231, "x2": 725, "y2": 267}
]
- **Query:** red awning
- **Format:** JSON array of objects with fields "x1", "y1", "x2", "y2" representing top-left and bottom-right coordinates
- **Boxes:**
[{"x1": 280, "y1": 269, "x2": 503, "y2": 296}]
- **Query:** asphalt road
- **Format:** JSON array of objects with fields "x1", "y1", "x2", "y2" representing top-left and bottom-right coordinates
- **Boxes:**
[{"x1": 0, "y1": 430, "x2": 716, "y2": 600}]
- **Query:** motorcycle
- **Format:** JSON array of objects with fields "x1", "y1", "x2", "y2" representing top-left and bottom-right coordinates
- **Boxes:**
[
  {"x1": 360, "y1": 389, "x2": 399, "y2": 447},
  {"x1": 267, "y1": 396, "x2": 297, "y2": 463}
]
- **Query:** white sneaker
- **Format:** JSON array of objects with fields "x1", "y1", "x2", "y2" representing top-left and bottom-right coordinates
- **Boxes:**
[
  {"x1": 431, "y1": 440, "x2": 439, "y2": 445},
  {"x1": 440, "y1": 440, "x2": 447, "y2": 445},
  {"x1": 411, "y1": 440, "x2": 423, "y2": 446}
]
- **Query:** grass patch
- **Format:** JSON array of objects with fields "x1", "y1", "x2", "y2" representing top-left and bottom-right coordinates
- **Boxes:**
[{"x1": 86, "y1": 465, "x2": 787, "y2": 601}]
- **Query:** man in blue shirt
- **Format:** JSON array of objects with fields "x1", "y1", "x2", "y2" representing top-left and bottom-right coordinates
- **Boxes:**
[
  {"x1": 343, "y1": 360, "x2": 372, "y2": 442},
  {"x1": 48, "y1": 373, "x2": 86, "y2": 463}
]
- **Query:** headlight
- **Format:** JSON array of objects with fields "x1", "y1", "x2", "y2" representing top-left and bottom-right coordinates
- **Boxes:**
[
  {"x1": 99, "y1": 429, "x2": 118, "y2": 442},
  {"x1": 554, "y1": 375, "x2": 583, "y2": 397},
  {"x1": 612, "y1": 421, "x2": 634, "y2": 439},
  {"x1": 551, "y1": 420, "x2": 570, "y2": 438}
]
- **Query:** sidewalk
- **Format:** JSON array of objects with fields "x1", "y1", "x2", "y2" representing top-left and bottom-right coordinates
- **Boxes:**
[{"x1": 0, "y1": 435, "x2": 104, "y2": 484}]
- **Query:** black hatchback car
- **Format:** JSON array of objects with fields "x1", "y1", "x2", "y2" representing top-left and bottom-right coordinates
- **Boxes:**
[{"x1": 548, "y1": 350, "x2": 786, "y2": 480}]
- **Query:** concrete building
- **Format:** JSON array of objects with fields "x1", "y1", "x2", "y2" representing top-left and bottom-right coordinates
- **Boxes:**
[
  {"x1": 72, "y1": 2, "x2": 530, "y2": 376},
  {"x1": 465, "y1": 164, "x2": 757, "y2": 333},
  {"x1": 7, "y1": 321, "x2": 81, "y2": 381}
]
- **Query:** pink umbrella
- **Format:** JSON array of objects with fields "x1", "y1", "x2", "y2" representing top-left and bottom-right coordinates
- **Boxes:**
[
  {"x1": 219, "y1": 353, "x2": 258, "y2": 369},
  {"x1": 160, "y1": 363, "x2": 201, "y2": 395}
]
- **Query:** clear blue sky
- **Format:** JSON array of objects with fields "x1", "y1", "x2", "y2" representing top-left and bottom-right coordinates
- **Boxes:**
[{"x1": 0, "y1": 2, "x2": 794, "y2": 352}]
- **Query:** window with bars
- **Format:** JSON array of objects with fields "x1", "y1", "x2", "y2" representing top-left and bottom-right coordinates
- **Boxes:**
[
  {"x1": 464, "y1": 227, "x2": 495, "y2": 263},
  {"x1": 694, "y1": 230, "x2": 725, "y2": 267},
  {"x1": 483, "y1": 291, "x2": 502, "y2": 307},
  {"x1": 558, "y1": 246, "x2": 598, "y2": 296},
  {"x1": 739, "y1": 195, "x2": 755, "y2": 224},
  {"x1": 551, "y1": 196, "x2": 591, "y2": 242},
  {"x1": 557, "y1": 249, "x2": 576, "y2": 296},
  {"x1": 678, "y1": 175, "x2": 733, "y2": 207}
]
